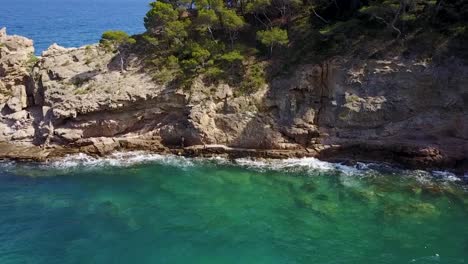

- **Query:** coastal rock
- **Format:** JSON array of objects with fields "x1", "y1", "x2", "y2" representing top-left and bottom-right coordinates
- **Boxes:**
[
  {"x1": 0, "y1": 27, "x2": 34, "y2": 55},
  {"x1": 0, "y1": 28, "x2": 467, "y2": 172},
  {"x1": 54, "y1": 128, "x2": 83, "y2": 142},
  {"x1": 5, "y1": 96, "x2": 23, "y2": 112},
  {"x1": 41, "y1": 43, "x2": 73, "y2": 57},
  {"x1": 0, "y1": 28, "x2": 35, "y2": 115}
]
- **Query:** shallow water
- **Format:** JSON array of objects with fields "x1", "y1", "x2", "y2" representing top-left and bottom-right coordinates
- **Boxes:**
[{"x1": 0, "y1": 153, "x2": 467, "y2": 264}]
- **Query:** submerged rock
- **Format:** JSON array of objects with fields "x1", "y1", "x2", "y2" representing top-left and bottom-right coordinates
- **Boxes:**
[
  {"x1": 347, "y1": 188, "x2": 376, "y2": 203},
  {"x1": 383, "y1": 200, "x2": 439, "y2": 220},
  {"x1": 300, "y1": 181, "x2": 318, "y2": 193}
]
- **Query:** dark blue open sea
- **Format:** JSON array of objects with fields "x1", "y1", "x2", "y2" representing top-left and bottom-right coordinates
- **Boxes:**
[{"x1": 0, "y1": 0, "x2": 150, "y2": 54}]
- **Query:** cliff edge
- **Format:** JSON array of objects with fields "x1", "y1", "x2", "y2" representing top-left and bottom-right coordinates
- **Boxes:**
[{"x1": 0, "y1": 28, "x2": 467, "y2": 171}]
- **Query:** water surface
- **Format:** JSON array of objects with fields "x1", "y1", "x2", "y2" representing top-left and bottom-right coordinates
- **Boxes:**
[
  {"x1": 0, "y1": 0, "x2": 150, "y2": 54},
  {"x1": 0, "y1": 154, "x2": 467, "y2": 264}
]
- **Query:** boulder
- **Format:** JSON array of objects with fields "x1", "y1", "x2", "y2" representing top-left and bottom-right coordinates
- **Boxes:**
[{"x1": 5, "y1": 97, "x2": 22, "y2": 112}]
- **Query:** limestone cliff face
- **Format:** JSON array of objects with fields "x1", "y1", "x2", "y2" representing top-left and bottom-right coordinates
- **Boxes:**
[
  {"x1": 0, "y1": 28, "x2": 37, "y2": 141},
  {"x1": 0, "y1": 28, "x2": 467, "y2": 171}
]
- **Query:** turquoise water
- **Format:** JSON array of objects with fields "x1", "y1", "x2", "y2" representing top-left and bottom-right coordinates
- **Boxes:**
[
  {"x1": 0, "y1": 153, "x2": 467, "y2": 264},
  {"x1": 0, "y1": 0, "x2": 150, "y2": 54}
]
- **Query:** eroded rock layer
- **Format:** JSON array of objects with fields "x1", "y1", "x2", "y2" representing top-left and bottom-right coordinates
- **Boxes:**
[{"x1": 0, "y1": 28, "x2": 467, "y2": 171}]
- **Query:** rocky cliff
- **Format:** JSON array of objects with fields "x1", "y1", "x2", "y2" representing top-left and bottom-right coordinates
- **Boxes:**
[{"x1": 0, "y1": 28, "x2": 467, "y2": 172}]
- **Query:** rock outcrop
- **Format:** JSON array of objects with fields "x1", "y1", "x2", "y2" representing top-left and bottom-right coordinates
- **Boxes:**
[
  {"x1": 0, "y1": 28, "x2": 467, "y2": 172},
  {"x1": 0, "y1": 28, "x2": 37, "y2": 142}
]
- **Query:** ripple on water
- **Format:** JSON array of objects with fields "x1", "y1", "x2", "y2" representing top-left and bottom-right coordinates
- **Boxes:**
[
  {"x1": 0, "y1": 152, "x2": 467, "y2": 263},
  {"x1": 0, "y1": 152, "x2": 465, "y2": 184}
]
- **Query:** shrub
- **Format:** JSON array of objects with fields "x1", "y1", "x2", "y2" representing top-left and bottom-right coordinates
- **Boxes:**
[
  {"x1": 240, "y1": 64, "x2": 266, "y2": 94},
  {"x1": 100, "y1": 30, "x2": 136, "y2": 48},
  {"x1": 26, "y1": 54, "x2": 39, "y2": 70}
]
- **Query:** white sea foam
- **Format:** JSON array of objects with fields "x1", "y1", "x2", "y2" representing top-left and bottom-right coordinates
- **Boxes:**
[
  {"x1": 0, "y1": 160, "x2": 16, "y2": 168},
  {"x1": 233, "y1": 158, "x2": 466, "y2": 185},
  {"x1": 405, "y1": 169, "x2": 463, "y2": 188},
  {"x1": 234, "y1": 157, "x2": 361, "y2": 175},
  {"x1": 235, "y1": 157, "x2": 333, "y2": 170},
  {"x1": 1, "y1": 151, "x2": 464, "y2": 185},
  {"x1": 43, "y1": 153, "x2": 361, "y2": 176},
  {"x1": 47, "y1": 151, "x2": 194, "y2": 169},
  {"x1": 431, "y1": 170, "x2": 460, "y2": 182}
]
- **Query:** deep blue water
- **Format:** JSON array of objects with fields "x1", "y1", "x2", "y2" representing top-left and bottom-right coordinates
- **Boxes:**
[{"x1": 0, "y1": 0, "x2": 150, "y2": 54}]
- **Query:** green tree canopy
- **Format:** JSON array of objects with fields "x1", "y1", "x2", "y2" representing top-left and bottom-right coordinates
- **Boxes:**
[
  {"x1": 144, "y1": 2, "x2": 179, "y2": 33},
  {"x1": 256, "y1": 27, "x2": 288, "y2": 55},
  {"x1": 100, "y1": 30, "x2": 136, "y2": 46},
  {"x1": 220, "y1": 50, "x2": 244, "y2": 62},
  {"x1": 135, "y1": 0, "x2": 466, "y2": 92}
]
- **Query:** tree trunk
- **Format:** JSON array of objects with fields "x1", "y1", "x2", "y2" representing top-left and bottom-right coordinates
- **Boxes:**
[
  {"x1": 389, "y1": 0, "x2": 406, "y2": 39},
  {"x1": 432, "y1": 0, "x2": 444, "y2": 21},
  {"x1": 254, "y1": 13, "x2": 269, "y2": 28},
  {"x1": 229, "y1": 31, "x2": 234, "y2": 49},
  {"x1": 208, "y1": 27, "x2": 215, "y2": 40},
  {"x1": 312, "y1": 7, "x2": 329, "y2": 23},
  {"x1": 262, "y1": 10, "x2": 273, "y2": 27}
]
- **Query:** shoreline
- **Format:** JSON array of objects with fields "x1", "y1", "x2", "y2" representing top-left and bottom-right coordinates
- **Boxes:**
[
  {"x1": 1, "y1": 140, "x2": 466, "y2": 177},
  {"x1": 1, "y1": 29, "x2": 467, "y2": 179}
]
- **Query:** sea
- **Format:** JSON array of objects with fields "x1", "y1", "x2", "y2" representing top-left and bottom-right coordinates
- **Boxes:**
[
  {"x1": 0, "y1": 0, "x2": 150, "y2": 54},
  {"x1": 0, "y1": 153, "x2": 467, "y2": 263}
]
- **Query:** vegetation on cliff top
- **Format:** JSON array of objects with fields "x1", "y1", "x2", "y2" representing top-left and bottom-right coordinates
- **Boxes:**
[{"x1": 102, "y1": 0, "x2": 467, "y2": 91}]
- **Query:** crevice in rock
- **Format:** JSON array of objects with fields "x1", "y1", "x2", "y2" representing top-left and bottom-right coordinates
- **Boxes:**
[
  {"x1": 24, "y1": 76, "x2": 36, "y2": 107},
  {"x1": 313, "y1": 61, "x2": 329, "y2": 140}
]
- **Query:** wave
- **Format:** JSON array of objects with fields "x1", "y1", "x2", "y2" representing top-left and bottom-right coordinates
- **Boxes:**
[
  {"x1": 48, "y1": 152, "x2": 194, "y2": 169},
  {"x1": 0, "y1": 151, "x2": 464, "y2": 184},
  {"x1": 233, "y1": 157, "x2": 361, "y2": 175},
  {"x1": 43, "y1": 153, "x2": 358, "y2": 175},
  {"x1": 50, "y1": 152, "x2": 465, "y2": 182}
]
